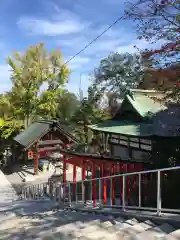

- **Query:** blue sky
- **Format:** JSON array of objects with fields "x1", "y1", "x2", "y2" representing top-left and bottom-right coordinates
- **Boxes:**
[{"x1": 0, "y1": 0, "x2": 163, "y2": 96}]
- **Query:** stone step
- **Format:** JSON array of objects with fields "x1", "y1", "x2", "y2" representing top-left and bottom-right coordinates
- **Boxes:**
[
  {"x1": 0, "y1": 200, "x2": 180, "y2": 240},
  {"x1": 100, "y1": 218, "x2": 139, "y2": 237},
  {"x1": 133, "y1": 223, "x2": 176, "y2": 240},
  {"x1": 104, "y1": 220, "x2": 155, "y2": 239},
  {"x1": 0, "y1": 212, "x2": 16, "y2": 222},
  {"x1": 169, "y1": 229, "x2": 180, "y2": 238},
  {"x1": 123, "y1": 220, "x2": 156, "y2": 239},
  {"x1": 160, "y1": 229, "x2": 180, "y2": 240},
  {"x1": 160, "y1": 236, "x2": 178, "y2": 240}
]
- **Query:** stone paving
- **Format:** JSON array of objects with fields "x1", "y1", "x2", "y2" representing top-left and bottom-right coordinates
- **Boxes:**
[
  {"x1": 1, "y1": 168, "x2": 180, "y2": 239},
  {"x1": 0, "y1": 170, "x2": 17, "y2": 204},
  {"x1": 1, "y1": 199, "x2": 180, "y2": 239}
]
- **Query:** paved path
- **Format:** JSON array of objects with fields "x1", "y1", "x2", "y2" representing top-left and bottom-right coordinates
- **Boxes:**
[
  {"x1": 0, "y1": 170, "x2": 17, "y2": 204},
  {"x1": 1, "y1": 202, "x2": 180, "y2": 239}
]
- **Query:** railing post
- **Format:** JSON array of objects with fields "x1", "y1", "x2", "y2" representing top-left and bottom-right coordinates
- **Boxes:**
[
  {"x1": 103, "y1": 170, "x2": 107, "y2": 205},
  {"x1": 99, "y1": 178, "x2": 102, "y2": 208},
  {"x1": 81, "y1": 160, "x2": 86, "y2": 204},
  {"x1": 75, "y1": 182, "x2": 78, "y2": 204},
  {"x1": 82, "y1": 180, "x2": 84, "y2": 204},
  {"x1": 138, "y1": 173, "x2": 141, "y2": 208},
  {"x1": 157, "y1": 170, "x2": 161, "y2": 216},
  {"x1": 24, "y1": 187, "x2": 26, "y2": 199},
  {"x1": 73, "y1": 165, "x2": 76, "y2": 201},
  {"x1": 120, "y1": 164, "x2": 123, "y2": 204},
  {"x1": 63, "y1": 156, "x2": 67, "y2": 184},
  {"x1": 111, "y1": 165, "x2": 115, "y2": 205},
  {"x1": 68, "y1": 182, "x2": 71, "y2": 207},
  {"x1": 122, "y1": 175, "x2": 126, "y2": 211},
  {"x1": 110, "y1": 177, "x2": 112, "y2": 206},
  {"x1": 92, "y1": 162, "x2": 96, "y2": 208}
]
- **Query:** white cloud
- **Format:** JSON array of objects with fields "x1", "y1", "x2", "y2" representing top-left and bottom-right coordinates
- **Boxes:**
[
  {"x1": 86, "y1": 39, "x2": 124, "y2": 55},
  {"x1": 17, "y1": 17, "x2": 86, "y2": 36},
  {"x1": 0, "y1": 64, "x2": 11, "y2": 93},
  {"x1": 58, "y1": 27, "x2": 165, "y2": 59},
  {"x1": 67, "y1": 56, "x2": 90, "y2": 70},
  {"x1": 117, "y1": 40, "x2": 148, "y2": 54},
  {"x1": 117, "y1": 39, "x2": 167, "y2": 54},
  {"x1": 57, "y1": 37, "x2": 87, "y2": 47},
  {"x1": 17, "y1": 4, "x2": 90, "y2": 37},
  {"x1": 0, "y1": 41, "x2": 10, "y2": 60},
  {"x1": 67, "y1": 73, "x2": 90, "y2": 96},
  {"x1": 57, "y1": 31, "x2": 130, "y2": 57}
]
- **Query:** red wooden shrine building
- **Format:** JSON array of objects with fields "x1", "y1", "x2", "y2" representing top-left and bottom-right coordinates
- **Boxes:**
[
  {"x1": 13, "y1": 120, "x2": 80, "y2": 174},
  {"x1": 14, "y1": 90, "x2": 180, "y2": 207},
  {"x1": 42, "y1": 90, "x2": 160, "y2": 206}
]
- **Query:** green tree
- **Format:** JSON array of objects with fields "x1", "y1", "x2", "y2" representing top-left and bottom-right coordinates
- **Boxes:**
[
  {"x1": 56, "y1": 90, "x2": 80, "y2": 121},
  {"x1": 0, "y1": 93, "x2": 24, "y2": 139},
  {"x1": 71, "y1": 86, "x2": 110, "y2": 144},
  {"x1": 93, "y1": 52, "x2": 143, "y2": 98},
  {"x1": 125, "y1": 0, "x2": 179, "y2": 100},
  {"x1": 0, "y1": 118, "x2": 24, "y2": 139},
  {"x1": 125, "y1": 0, "x2": 179, "y2": 44},
  {"x1": 7, "y1": 43, "x2": 70, "y2": 127},
  {"x1": 0, "y1": 93, "x2": 13, "y2": 118}
]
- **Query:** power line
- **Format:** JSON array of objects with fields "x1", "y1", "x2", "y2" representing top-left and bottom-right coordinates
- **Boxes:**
[{"x1": 65, "y1": 15, "x2": 124, "y2": 65}]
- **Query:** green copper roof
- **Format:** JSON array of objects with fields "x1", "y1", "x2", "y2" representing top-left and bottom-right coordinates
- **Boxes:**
[
  {"x1": 114, "y1": 91, "x2": 165, "y2": 120},
  {"x1": 88, "y1": 120, "x2": 153, "y2": 137},
  {"x1": 14, "y1": 121, "x2": 50, "y2": 149},
  {"x1": 88, "y1": 90, "x2": 166, "y2": 137},
  {"x1": 126, "y1": 94, "x2": 164, "y2": 118},
  {"x1": 14, "y1": 120, "x2": 80, "y2": 149}
]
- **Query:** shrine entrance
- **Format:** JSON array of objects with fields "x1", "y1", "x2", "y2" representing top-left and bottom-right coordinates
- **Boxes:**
[{"x1": 13, "y1": 120, "x2": 80, "y2": 176}]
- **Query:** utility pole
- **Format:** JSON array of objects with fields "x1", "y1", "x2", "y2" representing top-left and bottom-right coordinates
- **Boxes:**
[{"x1": 79, "y1": 73, "x2": 84, "y2": 101}]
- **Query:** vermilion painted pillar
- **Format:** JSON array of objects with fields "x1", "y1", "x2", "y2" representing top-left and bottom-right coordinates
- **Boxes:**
[
  {"x1": 126, "y1": 164, "x2": 131, "y2": 202},
  {"x1": 123, "y1": 164, "x2": 127, "y2": 203},
  {"x1": 82, "y1": 160, "x2": 86, "y2": 180},
  {"x1": 103, "y1": 163, "x2": 107, "y2": 205},
  {"x1": 34, "y1": 153, "x2": 38, "y2": 175},
  {"x1": 100, "y1": 163, "x2": 103, "y2": 202},
  {"x1": 73, "y1": 165, "x2": 76, "y2": 199},
  {"x1": 81, "y1": 160, "x2": 86, "y2": 203},
  {"x1": 138, "y1": 163, "x2": 143, "y2": 185},
  {"x1": 111, "y1": 164, "x2": 115, "y2": 205},
  {"x1": 132, "y1": 164, "x2": 136, "y2": 193},
  {"x1": 92, "y1": 162, "x2": 96, "y2": 207},
  {"x1": 63, "y1": 155, "x2": 67, "y2": 184},
  {"x1": 120, "y1": 163, "x2": 123, "y2": 204}
]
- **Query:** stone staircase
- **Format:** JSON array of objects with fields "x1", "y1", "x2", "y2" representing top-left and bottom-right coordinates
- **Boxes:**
[{"x1": 1, "y1": 199, "x2": 180, "y2": 239}]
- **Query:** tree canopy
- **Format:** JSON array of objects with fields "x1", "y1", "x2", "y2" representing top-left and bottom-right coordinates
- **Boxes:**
[
  {"x1": 71, "y1": 85, "x2": 110, "y2": 143},
  {"x1": 93, "y1": 52, "x2": 143, "y2": 98},
  {"x1": 7, "y1": 43, "x2": 70, "y2": 126},
  {"x1": 125, "y1": 0, "x2": 180, "y2": 101},
  {"x1": 56, "y1": 90, "x2": 80, "y2": 121},
  {"x1": 0, "y1": 43, "x2": 72, "y2": 138}
]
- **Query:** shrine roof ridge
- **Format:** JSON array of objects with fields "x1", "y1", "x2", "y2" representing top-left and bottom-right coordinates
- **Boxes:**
[{"x1": 14, "y1": 120, "x2": 80, "y2": 149}]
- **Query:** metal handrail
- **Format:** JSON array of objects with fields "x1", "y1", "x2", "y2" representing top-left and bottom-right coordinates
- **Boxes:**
[
  {"x1": 20, "y1": 166, "x2": 180, "y2": 216},
  {"x1": 75, "y1": 165, "x2": 180, "y2": 183}
]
